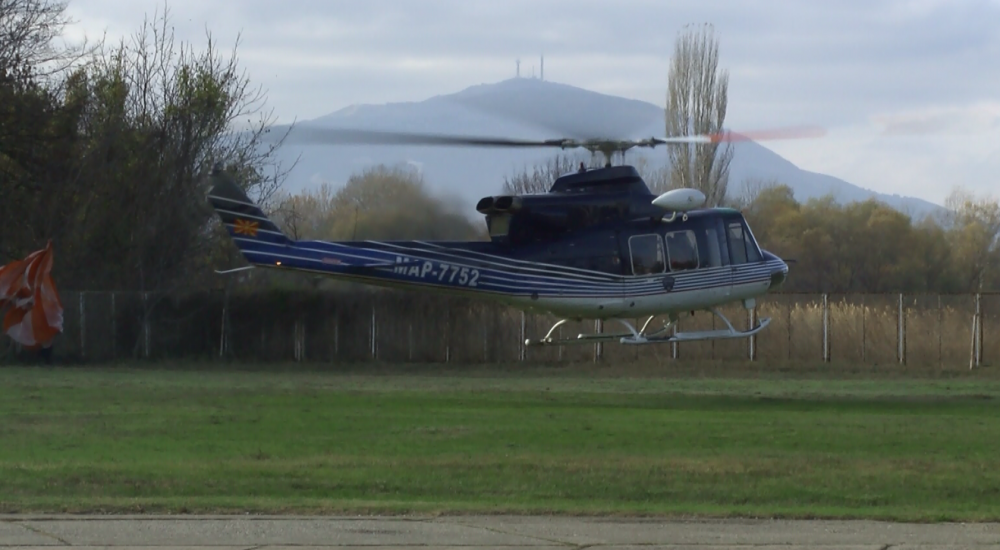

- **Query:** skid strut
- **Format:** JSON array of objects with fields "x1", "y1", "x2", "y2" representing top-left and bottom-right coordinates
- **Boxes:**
[{"x1": 524, "y1": 310, "x2": 771, "y2": 347}]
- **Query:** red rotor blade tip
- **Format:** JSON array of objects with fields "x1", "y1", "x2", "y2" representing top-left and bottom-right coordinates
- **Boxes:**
[{"x1": 715, "y1": 125, "x2": 826, "y2": 142}]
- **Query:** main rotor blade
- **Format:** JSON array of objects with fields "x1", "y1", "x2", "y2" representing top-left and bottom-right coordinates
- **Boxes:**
[
  {"x1": 651, "y1": 125, "x2": 826, "y2": 145},
  {"x1": 285, "y1": 127, "x2": 572, "y2": 148}
]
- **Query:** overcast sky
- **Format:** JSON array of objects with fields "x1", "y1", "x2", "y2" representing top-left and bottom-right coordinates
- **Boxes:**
[{"x1": 63, "y1": 0, "x2": 1000, "y2": 206}]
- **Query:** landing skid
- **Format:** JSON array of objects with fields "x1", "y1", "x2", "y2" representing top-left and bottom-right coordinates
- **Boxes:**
[{"x1": 524, "y1": 309, "x2": 770, "y2": 346}]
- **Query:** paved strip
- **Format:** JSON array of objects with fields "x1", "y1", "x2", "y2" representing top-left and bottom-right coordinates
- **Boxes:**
[{"x1": 0, "y1": 515, "x2": 998, "y2": 549}]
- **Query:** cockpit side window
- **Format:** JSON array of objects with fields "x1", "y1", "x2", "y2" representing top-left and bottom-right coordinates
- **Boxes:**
[
  {"x1": 628, "y1": 234, "x2": 665, "y2": 275},
  {"x1": 742, "y1": 220, "x2": 764, "y2": 263},
  {"x1": 726, "y1": 218, "x2": 763, "y2": 264},
  {"x1": 727, "y1": 222, "x2": 748, "y2": 264}
]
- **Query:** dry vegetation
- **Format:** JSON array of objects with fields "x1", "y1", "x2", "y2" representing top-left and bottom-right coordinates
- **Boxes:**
[{"x1": 20, "y1": 289, "x2": 995, "y2": 369}]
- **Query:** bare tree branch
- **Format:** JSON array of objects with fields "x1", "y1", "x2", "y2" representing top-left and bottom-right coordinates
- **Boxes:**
[{"x1": 665, "y1": 23, "x2": 732, "y2": 206}]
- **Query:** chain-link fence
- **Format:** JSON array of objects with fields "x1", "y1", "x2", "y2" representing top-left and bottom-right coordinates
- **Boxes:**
[{"x1": 4, "y1": 289, "x2": 995, "y2": 367}]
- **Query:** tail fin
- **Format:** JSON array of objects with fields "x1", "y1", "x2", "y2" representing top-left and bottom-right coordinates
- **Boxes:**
[{"x1": 206, "y1": 166, "x2": 292, "y2": 248}]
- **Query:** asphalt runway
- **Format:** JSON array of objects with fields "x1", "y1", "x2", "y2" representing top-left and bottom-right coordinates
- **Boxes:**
[{"x1": 2, "y1": 515, "x2": 1000, "y2": 549}]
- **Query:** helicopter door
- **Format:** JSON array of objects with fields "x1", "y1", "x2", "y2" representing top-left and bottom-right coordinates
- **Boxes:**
[
  {"x1": 663, "y1": 222, "x2": 730, "y2": 305},
  {"x1": 723, "y1": 217, "x2": 764, "y2": 298}
]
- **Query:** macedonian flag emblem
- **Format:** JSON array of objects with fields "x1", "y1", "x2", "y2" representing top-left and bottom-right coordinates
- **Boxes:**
[{"x1": 233, "y1": 219, "x2": 259, "y2": 237}]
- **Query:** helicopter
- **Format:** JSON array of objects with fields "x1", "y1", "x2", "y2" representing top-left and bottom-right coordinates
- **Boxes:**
[{"x1": 207, "y1": 126, "x2": 819, "y2": 346}]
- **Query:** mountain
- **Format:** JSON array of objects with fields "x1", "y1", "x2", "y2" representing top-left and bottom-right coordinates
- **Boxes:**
[{"x1": 267, "y1": 77, "x2": 945, "y2": 220}]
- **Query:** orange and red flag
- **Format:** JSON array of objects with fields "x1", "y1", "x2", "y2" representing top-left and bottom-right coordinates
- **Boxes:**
[{"x1": 0, "y1": 241, "x2": 64, "y2": 350}]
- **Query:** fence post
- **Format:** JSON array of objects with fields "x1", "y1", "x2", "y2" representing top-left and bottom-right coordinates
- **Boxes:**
[
  {"x1": 370, "y1": 305, "x2": 377, "y2": 360},
  {"x1": 971, "y1": 293, "x2": 982, "y2": 369},
  {"x1": 519, "y1": 311, "x2": 526, "y2": 362},
  {"x1": 292, "y1": 319, "x2": 300, "y2": 362},
  {"x1": 787, "y1": 302, "x2": 792, "y2": 361},
  {"x1": 938, "y1": 295, "x2": 943, "y2": 367},
  {"x1": 748, "y1": 305, "x2": 756, "y2": 361},
  {"x1": 110, "y1": 291, "x2": 116, "y2": 360},
  {"x1": 594, "y1": 319, "x2": 603, "y2": 363},
  {"x1": 897, "y1": 293, "x2": 906, "y2": 365},
  {"x1": 979, "y1": 293, "x2": 984, "y2": 366},
  {"x1": 219, "y1": 289, "x2": 228, "y2": 358},
  {"x1": 672, "y1": 322, "x2": 678, "y2": 360},
  {"x1": 483, "y1": 312, "x2": 489, "y2": 363},
  {"x1": 334, "y1": 315, "x2": 340, "y2": 359},
  {"x1": 822, "y1": 293, "x2": 829, "y2": 362},
  {"x1": 79, "y1": 292, "x2": 86, "y2": 360},
  {"x1": 970, "y1": 309, "x2": 978, "y2": 370},
  {"x1": 142, "y1": 291, "x2": 150, "y2": 359},
  {"x1": 861, "y1": 294, "x2": 866, "y2": 364},
  {"x1": 558, "y1": 324, "x2": 564, "y2": 362}
]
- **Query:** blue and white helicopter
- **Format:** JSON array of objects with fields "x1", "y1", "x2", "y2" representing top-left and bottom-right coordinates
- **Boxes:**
[{"x1": 208, "y1": 127, "x2": 813, "y2": 346}]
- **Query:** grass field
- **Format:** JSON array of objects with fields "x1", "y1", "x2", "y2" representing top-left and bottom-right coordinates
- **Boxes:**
[{"x1": 2, "y1": 361, "x2": 1000, "y2": 520}]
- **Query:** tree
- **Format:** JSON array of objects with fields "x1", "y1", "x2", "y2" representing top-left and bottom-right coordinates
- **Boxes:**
[
  {"x1": 273, "y1": 163, "x2": 484, "y2": 243},
  {"x1": 501, "y1": 153, "x2": 595, "y2": 195},
  {"x1": 59, "y1": 6, "x2": 290, "y2": 292},
  {"x1": 664, "y1": 23, "x2": 733, "y2": 206},
  {"x1": 0, "y1": 0, "x2": 94, "y2": 79},
  {"x1": 732, "y1": 176, "x2": 781, "y2": 209},
  {"x1": 630, "y1": 156, "x2": 672, "y2": 194},
  {"x1": 944, "y1": 187, "x2": 1000, "y2": 291},
  {"x1": 0, "y1": 4, "x2": 290, "y2": 295}
]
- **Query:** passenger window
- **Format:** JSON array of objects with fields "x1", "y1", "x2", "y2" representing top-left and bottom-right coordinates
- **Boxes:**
[
  {"x1": 727, "y1": 222, "x2": 748, "y2": 264},
  {"x1": 628, "y1": 234, "x2": 665, "y2": 275},
  {"x1": 665, "y1": 230, "x2": 700, "y2": 271}
]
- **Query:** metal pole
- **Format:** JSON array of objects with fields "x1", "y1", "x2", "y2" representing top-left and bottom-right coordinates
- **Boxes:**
[
  {"x1": 293, "y1": 320, "x2": 300, "y2": 362},
  {"x1": 970, "y1": 311, "x2": 978, "y2": 370},
  {"x1": 787, "y1": 302, "x2": 792, "y2": 360},
  {"x1": 219, "y1": 290, "x2": 227, "y2": 358},
  {"x1": 143, "y1": 292, "x2": 150, "y2": 359},
  {"x1": 334, "y1": 316, "x2": 340, "y2": 358},
  {"x1": 594, "y1": 319, "x2": 603, "y2": 363},
  {"x1": 370, "y1": 306, "x2": 377, "y2": 360},
  {"x1": 938, "y1": 294, "x2": 942, "y2": 367},
  {"x1": 822, "y1": 294, "x2": 829, "y2": 362},
  {"x1": 111, "y1": 291, "x2": 116, "y2": 360},
  {"x1": 975, "y1": 293, "x2": 982, "y2": 367},
  {"x1": 483, "y1": 314, "x2": 489, "y2": 363},
  {"x1": 861, "y1": 294, "x2": 866, "y2": 364},
  {"x1": 520, "y1": 311, "x2": 526, "y2": 362},
  {"x1": 298, "y1": 320, "x2": 306, "y2": 361},
  {"x1": 672, "y1": 322, "x2": 678, "y2": 360},
  {"x1": 898, "y1": 293, "x2": 905, "y2": 365},
  {"x1": 79, "y1": 292, "x2": 86, "y2": 360}
]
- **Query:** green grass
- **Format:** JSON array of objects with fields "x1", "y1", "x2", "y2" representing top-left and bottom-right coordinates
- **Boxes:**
[{"x1": 2, "y1": 362, "x2": 1000, "y2": 520}]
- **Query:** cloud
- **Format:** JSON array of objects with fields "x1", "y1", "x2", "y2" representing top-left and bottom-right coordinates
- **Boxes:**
[
  {"x1": 60, "y1": 0, "x2": 1000, "y2": 205},
  {"x1": 872, "y1": 102, "x2": 1000, "y2": 136}
]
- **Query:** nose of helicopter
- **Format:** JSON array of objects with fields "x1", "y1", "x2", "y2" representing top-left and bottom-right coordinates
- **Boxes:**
[{"x1": 761, "y1": 250, "x2": 788, "y2": 291}]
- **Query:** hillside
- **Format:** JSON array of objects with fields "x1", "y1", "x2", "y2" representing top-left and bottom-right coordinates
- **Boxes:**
[{"x1": 268, "y1": 77, "x2": 945, "y2": 220}]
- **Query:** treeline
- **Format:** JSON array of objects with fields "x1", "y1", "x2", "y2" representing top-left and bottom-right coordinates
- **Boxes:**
[
  {"x1": 0, "y1": 1, "x2": 289, "y2": 293},
  {"x1": 741, "y1": 184, "x2": 999, "y2": 293},
  {"x1": 270, "y1": 161, "x2": 1000, "y2": 295},
  {"x1": 3, "y1": 1, "x2": 996, "y2": 297}
]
